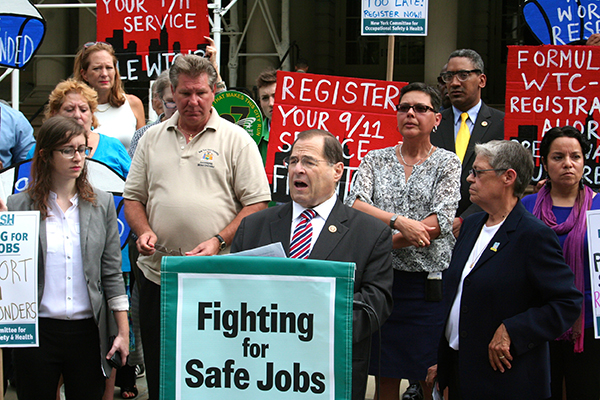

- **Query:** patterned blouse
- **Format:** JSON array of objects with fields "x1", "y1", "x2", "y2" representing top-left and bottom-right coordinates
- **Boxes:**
[{"x1": 346, "y1": 145, "x2": 461, "y2": 272}]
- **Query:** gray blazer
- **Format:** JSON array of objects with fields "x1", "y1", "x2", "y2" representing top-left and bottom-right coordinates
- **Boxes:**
[{"x1": 7, "y1": 189, "x2": 126, "y2": 377}]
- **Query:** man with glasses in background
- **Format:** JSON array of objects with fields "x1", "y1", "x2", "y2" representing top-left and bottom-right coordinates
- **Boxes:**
[
  {"x1": 431, "y1": 49, "x2": 505, "y2": 237},
  {"x1": 123, "y1": 55, "x2": 271, "y2": 400}
]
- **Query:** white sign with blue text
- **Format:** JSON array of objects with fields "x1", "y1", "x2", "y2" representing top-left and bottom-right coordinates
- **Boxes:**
[
  {"x1": 0, "y1": 211, "x2": 39, "y2": 347},
  {"x1": 362, "y1": 0, "x2": 428, "y2": 36},
  {"x1": 585, "y1": 209, "x2": 600, "y2": 338}
]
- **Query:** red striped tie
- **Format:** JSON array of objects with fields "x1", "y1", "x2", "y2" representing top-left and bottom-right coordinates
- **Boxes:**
[{"x1": 289, "y1": 209, "x2": 317, "y2": 259}]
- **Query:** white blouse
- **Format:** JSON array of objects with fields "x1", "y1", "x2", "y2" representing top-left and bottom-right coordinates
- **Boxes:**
[{"x1": 39, "y1": 192, "x2": 93, "y2": 320}]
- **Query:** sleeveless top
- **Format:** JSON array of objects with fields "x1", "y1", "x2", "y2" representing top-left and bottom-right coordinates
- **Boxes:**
[{"x1": 94, "y1": 97, "x2": 137, "y2": 150}]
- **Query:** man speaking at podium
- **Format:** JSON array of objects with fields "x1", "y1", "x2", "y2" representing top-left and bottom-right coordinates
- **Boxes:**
[{"x1": 232, "y1": 129, "x2": 393, "y2": 400}]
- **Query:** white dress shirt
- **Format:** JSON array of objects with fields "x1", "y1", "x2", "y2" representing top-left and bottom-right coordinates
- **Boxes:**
[
  {"x1": 290, "y1": 194, "x2": 338, "y2": 256},
  {"x1": 39, "y1": 192, "x2": 93, "y2": 320},
  {"x1": 445, "y1": 220, "x2": 503, "y2": 349}
]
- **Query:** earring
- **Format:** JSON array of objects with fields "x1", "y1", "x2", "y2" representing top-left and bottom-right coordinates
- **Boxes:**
[{"x1": 432, "y1": 126, "x2": 438, "y2": 134}]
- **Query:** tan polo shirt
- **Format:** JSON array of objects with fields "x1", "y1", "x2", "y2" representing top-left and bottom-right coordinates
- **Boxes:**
[{"x1": 124, "y1": 108, "x2": 271, "y2": 284}]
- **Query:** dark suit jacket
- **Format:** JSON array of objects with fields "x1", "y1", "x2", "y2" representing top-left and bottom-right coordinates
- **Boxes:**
[
  {"x1": 437, "y1": 201, "x2": 582, "y2": 400},
  {"x1": 7, "y1": 190, "x2": 126, "y2": 377},
  {"x1": 431, "y1": 103, "x2": 505, "y2": 217},
  {"x1": 231, "y1": 199, "x2": 393, "y2": 400}
]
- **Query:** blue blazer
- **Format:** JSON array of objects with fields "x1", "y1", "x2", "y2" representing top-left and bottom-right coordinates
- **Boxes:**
[{"x1": 437, "y1": 201, "x2": 582, "y2": 400}]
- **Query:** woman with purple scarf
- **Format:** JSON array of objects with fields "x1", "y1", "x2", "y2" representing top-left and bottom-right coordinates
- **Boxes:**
[{"x1": 523, "y1": 126, "x2": 600, "y2": 400}]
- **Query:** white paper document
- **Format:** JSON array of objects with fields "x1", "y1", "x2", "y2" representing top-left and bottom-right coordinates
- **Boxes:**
[{"x1": 225, "y1": 242, "x2": 287, "y2": 258}]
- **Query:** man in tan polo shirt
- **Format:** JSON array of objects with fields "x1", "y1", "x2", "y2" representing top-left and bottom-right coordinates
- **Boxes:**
[{"x1": 123, "y1": 54, "x2": 271, "y2": 400}]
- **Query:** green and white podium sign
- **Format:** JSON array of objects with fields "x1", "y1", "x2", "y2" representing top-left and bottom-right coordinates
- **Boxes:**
[{"x1": 160, "y1": 256, "x2": 354, "y2": 399}]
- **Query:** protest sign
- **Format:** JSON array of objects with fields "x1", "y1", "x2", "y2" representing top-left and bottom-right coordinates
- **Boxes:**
[
  {"x1": 0, "y1": 211, "x2": 39, "y2": 347},
  {"x1": 361, "y1": 0, "x2": 428, "y2": 36},
  {"x1": 160, "y1": 256, "x2": 354, "y2": 400},
  {"x1": 505, "y1": 45, "x2": 600, "y2": 187},
  {"x1": 214, "y1": 91, "x2": 264, "y2": 146},
  {"x1": 96, "y1": 0, "x2": 210, "y2": 82},
  {"x1": 266, "y1": 71, "x2": 407, "y2": 203},
  {"x1": 523, "y1": 0, "x2": 600, "y2": 45},
  {"x1": 0, "y1": 0, "x2": 46, "y2": 68},
  {"x1": 586, "y1": 209, "x2": 600, "y2": 338}
]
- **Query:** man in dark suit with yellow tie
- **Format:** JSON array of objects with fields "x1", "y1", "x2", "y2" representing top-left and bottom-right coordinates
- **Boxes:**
[
  {"x1": 431, "y1": 49, "x2": 505, "y2": 237},
  {"x1": 231, "y1": 129, "x2": 393, "y2": 400}
]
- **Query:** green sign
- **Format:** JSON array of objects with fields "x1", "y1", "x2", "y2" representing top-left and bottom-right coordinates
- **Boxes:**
[
  {"x1": 214, "y1": 91, "x2": 264, "y2": 145},
  {"x1": 160, "y1": 256, "x2": 354, "y2": 399}
]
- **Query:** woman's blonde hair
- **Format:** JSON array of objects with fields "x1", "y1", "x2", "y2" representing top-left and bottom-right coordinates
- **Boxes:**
[{"x1": 45, "y1": 79, "x2": 99, "y2": 129}]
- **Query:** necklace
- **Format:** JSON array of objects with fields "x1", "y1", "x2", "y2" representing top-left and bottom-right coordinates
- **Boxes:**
[
  {"x1": 178, "y1": 124, "x2": 199, "y2": 141},
  {"x1": 96, "y1": 103, "x2": 110, "y2": 113},
  {"x1": 397, "y1": 143, "x2": 434, "y2": 167}
]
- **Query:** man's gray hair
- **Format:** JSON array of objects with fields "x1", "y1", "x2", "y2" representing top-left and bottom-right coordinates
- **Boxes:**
[
  {"x1": 474, "y1": 140, "x2": 533, "y2": 197},
  {"x1": 448, "y1": 49, "x2": 484, "y2": 73},
  {"x1": 153, "y1": 70, "x2": 171, "y2": 99},
  {"x1": 169, "y1": 54, "x2": 217, "y2": 89}
]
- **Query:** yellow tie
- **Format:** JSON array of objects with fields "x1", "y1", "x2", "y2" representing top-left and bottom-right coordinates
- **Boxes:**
[{"x1": 456, "y1": 112, "x2": 470, "y2": 163}]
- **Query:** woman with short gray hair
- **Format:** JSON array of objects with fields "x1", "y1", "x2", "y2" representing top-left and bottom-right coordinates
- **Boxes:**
[{"x1": 427, "y1": 140, "x2": 583, "y2": 400}]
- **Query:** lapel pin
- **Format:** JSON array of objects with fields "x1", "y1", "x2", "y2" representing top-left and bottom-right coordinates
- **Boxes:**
[
  {"x1": 490, "y1": 242, "x2": 500, "y2": 252},
  {"x1": 481, "y1": 121, "x2": 488, "y2": 127},
  {"x1": 328, "y1": 225, "x2": 337, "y2": 233}
]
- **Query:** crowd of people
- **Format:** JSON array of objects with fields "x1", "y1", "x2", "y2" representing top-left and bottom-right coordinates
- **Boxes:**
[{"x1": 0, "y1": 40, "x2": 596, "y2": 400}]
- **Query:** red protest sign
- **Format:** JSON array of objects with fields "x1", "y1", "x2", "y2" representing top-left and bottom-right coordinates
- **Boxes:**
[
  {"x1": 96, "y1": 0, "x2": 209, "y2": 82},
  {"x1": 505, "y1": 45, "x2": 600, "y2": 186},
  {"x1": 267, "y1": 71, "x2": 407, "y2": 203}
]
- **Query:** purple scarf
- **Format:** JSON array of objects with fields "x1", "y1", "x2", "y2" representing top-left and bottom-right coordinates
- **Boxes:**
[{"x1": 532, "y1": 184, "x2": 592, "y2": 353}]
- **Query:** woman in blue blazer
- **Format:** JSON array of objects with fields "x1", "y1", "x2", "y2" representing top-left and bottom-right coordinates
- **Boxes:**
[
  {"x1": 1, "y1": 116, "x2": 129, "y2": 400},
  {"x1": 427, "y1": 140, "x2": 582, "y2": 400}
]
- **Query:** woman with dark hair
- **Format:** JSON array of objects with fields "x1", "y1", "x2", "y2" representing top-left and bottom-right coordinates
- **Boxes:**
[
  {"x1": 74, "y1": 42, "x2": 145, "y2": 149},
  {"x1": 346, "y1": 82, "x2": 461, "y2": 399},
  {"x1": 0, "y1": 116, "x2": 129, "y2": 400},
  {"x1": 522, "y1": 126, "x2": 600, "y2": 400}
]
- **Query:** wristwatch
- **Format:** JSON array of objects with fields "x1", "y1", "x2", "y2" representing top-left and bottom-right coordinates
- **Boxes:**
[
  {"x1": 215, "y1": 234, "x2": 227, "y2": 252},
  {"x1": 389, "y1": 214, "x2": 399, "y2": 229}
]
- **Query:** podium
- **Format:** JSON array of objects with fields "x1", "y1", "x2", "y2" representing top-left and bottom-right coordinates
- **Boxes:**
[{"x1": 160, "y1": 256, "x2": 354, "y2": 399}]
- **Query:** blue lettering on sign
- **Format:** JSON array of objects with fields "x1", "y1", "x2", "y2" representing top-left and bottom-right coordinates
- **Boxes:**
[{"x1": 0, "y1": 215, "x2": 14, "y2": 227}]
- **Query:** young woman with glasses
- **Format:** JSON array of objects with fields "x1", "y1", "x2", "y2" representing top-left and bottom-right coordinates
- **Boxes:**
[{"x1": 0, "y1": 116, "x2": 129, "y2": 400}]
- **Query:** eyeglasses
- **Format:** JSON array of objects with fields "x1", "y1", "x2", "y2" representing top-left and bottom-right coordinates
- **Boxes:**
[
  {"x1": 469, "y1": 167, "x2": 507, "y2": 178},
  {"x1": 396, "y1": 103, "x2": 436, "y2": 114},
  {"x1": 440, "y1": 69, "x2": 482, "y2": 83},
  {"x1": 162, "y1": 99, "x2": 177, "y2": 110},
  {"x1": 83, "y1": 41, "x2": 112, "y2": 49},
  {"x1": 283, "y1": 156, "x2": 332, "y2": 169},
  {"x1": 437, "y1": 75, "x2": 445, "y2": 85},
  {"x1": 155, "y1": 244, "x2": 183, "y2": 256},
  {"x1": 54, "y1": 146, "x2": 92, "y2": 159}
]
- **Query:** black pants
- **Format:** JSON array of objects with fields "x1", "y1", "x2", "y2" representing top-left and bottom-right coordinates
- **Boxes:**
[
  {"x1": 14, "y1": 318, "x2": 105, "y2": 400},
  {"x1": 550, "y1": 327, "x2": 600, "y2": 400},
  {"x1": 446, "y1": 348, "x2": 462, "y2": 400},
  {"x1": 138, "y1": 270, "x2": 161, "y2": 400}
]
